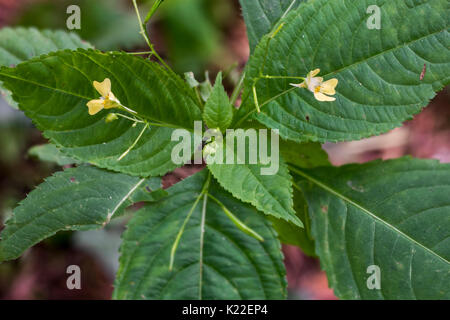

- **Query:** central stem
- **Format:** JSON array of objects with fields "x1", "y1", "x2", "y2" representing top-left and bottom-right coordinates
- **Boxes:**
[{"x1": 131, "y1": 0, "x2": 172, "y2": 71}]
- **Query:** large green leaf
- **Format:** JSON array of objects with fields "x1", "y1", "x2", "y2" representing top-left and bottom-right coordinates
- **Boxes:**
[
  {"x1": 0, "y1": 27, "x2": 92, "y2": 108},
  {"x1": 238, "y1": 0, "x2": 450, "y2": 142},
  {"x1": 239, "y1": 0, "x2": 304, "y2": 52},
  {"x1": 292, "y1": 158, "x2": 450, "y2": 299},
  {"x1": 207, "y1": 133, "x2": 301, "y2": 227},
  {"x1": 114, "y1": 170, "x2": 286, "y2": 299},
  {"x1": 0, "y1": 49, "x2": 202, "y2": 177},
  {"x1": 0, "y1": 166, "x2": 161, "y2": 262}
]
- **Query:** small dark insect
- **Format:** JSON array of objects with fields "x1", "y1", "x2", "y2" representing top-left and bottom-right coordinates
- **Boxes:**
[
  {"x1": 420, "y1": 63, "x2": 426, "y2": 81},
  {"x1": 306, "y1": 115, "x2": 310, "y2": 121}
]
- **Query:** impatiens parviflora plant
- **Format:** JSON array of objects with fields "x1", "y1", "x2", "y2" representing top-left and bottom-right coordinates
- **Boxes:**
[{"x1": 0, "y1": 0, "x2": 449, "y2": 300}]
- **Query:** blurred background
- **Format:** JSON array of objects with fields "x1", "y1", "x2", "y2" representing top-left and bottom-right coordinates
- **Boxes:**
[{"x1": 0, "y1": 0, "x2": 448, "y2": 300}]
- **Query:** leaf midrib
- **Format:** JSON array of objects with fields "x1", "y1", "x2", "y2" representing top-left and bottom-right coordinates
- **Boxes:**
[
  {"x1": 0, "y1": 70, "x2": 92, "y2": 100},
  {"x1": 106, "y1": 178, "x2": 145, "y2": 223},
  {"x1": 291, "y1": 166, "x2": 450, "y2": 265}
]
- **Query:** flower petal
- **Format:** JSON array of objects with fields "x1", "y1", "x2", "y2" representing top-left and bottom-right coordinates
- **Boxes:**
[
  {"x1": 109, "y1": 91, "x2": 117, "y2": 100},
  {"x1": 86, "y1": 100, "x2": 104, "y2": 115},
  {"x1": 314, "y1": 92, "x2": 335, "y2": 102},
  {"x1": 310, "y1": 69, "x2": 321, "y2": 77},
  {"x1": 104, "y1": 99, "x2": 121, "y2": 109},
  {"x1": 93, "y1": 78, "x2": 111, "y2": 97},
  {"x1": 108, "y1": 91, "x2": 122, "y2": 105},
  {"x1": 321, "y1": 78, "x2": 338, "y2": 95},
  {"x1": 308, "y1": 77, "x2": 323, "y2": 92},
  {"x1": 290, "y1": 83, "x2": 305, "y2": 88}
]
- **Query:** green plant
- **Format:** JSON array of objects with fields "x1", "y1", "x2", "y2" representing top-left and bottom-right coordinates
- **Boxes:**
[{"x1": 0, "y1": 0, "x2": 449, "y2": 300}]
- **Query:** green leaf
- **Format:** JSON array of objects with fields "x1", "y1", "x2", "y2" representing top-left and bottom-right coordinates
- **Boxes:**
[
  {"x1": 0, "y1": 27, "x2": 92, "y2": 108},
  {"x1": 238, "y1": 0, "x2": 450, "y2": 142},
  {"x1": 0, "y1": 49, "x2": 202, "y2": 177},
  {"x1": 207, "y1": 133, "x2": 301, "y2": 227},
  {"x1": 271, "y1": 140, "x2": 328, "y2": 254},
  {"x1": 28, "y1": 144, "x2": 80, "y2": 166},
  {"x1": 184, "y1": 71, "x2": 200, "y2": 88},
  {"x1": 240, "y1": 0, "x2": 303, "y2": 52},
  {"x1": 203, "y1": 72, "x2": 233, "y2": 132},
  {"x1": 129, "y1": 182, "x2": 168, "y2": 204},
  {"x1": 199, "y1": 71, "x2": 213, "y2": 102},
  {"x1": 280, "y1": 140, "x2": 330, "y2": 168},
  {"x1": 269, "y1": 186, "x2": 315, "y2": 256},
  {"x1": 114, "y1": 170, "x2": 286, "y2": 299},
  {"x1": 144, "y1": 0, "x2": 164, "y2": 24},
  {"x1": 292, "y1": 157, "x2": 450, "y2": 299},
  {"x1": 0, "y1": 166, "x2": 160, "y2": 262}
]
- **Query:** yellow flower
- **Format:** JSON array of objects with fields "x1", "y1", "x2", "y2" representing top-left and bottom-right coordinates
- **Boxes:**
[
  {"x1": 291, "y1": 69, "x2": 338, "y2": 102},
  {"x1": 86, "y1": 78, "x2": 122, "y2": 115}
]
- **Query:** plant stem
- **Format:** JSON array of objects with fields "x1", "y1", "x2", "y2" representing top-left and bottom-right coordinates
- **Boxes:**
[
  {"x1": 131, "y1": 0, "x2": 172, "y2": 72},
  {"x1": 117, "y1": 122, "x2": 149, "y2": 161},
  {"x1": 132, "y1": 0, "x2": 151, "y2": 47},
  {"x1": 234, "y1": 86, "x2": 297, "y2": 128},
  {"x1": 128, "y1": 51, "x2": 153, "y2": 55},
  {"x1": 252, "y1": 85, "x2": 261, "y2": 113},
  {"x1": 280, "y1": 0, "x2": 297, "y2": 20},
  {"x1": 230, "y1": 71, "x2": 246, "y2": 106},
  {"x1": 259, "y1": 86, "x2": 297, "y2": 109},
  {"x1": 120, "y1": 104, "x2": 138, "y2": 115},
  {"x1": 259, "y1": 23, "x2": 284, "y2": 77},
  {"x1": 148, "y1": 121, "x2": 179, "y2": 129},
  {"x1": 115, "y1": 113, "x2": 145, "y2": 123},
  {"x1": 118, "y1": 112, "x2": 181, "y2": 129},
  {"x1": 261, "y1": 75, "x2": 305, "y2": 81}
]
